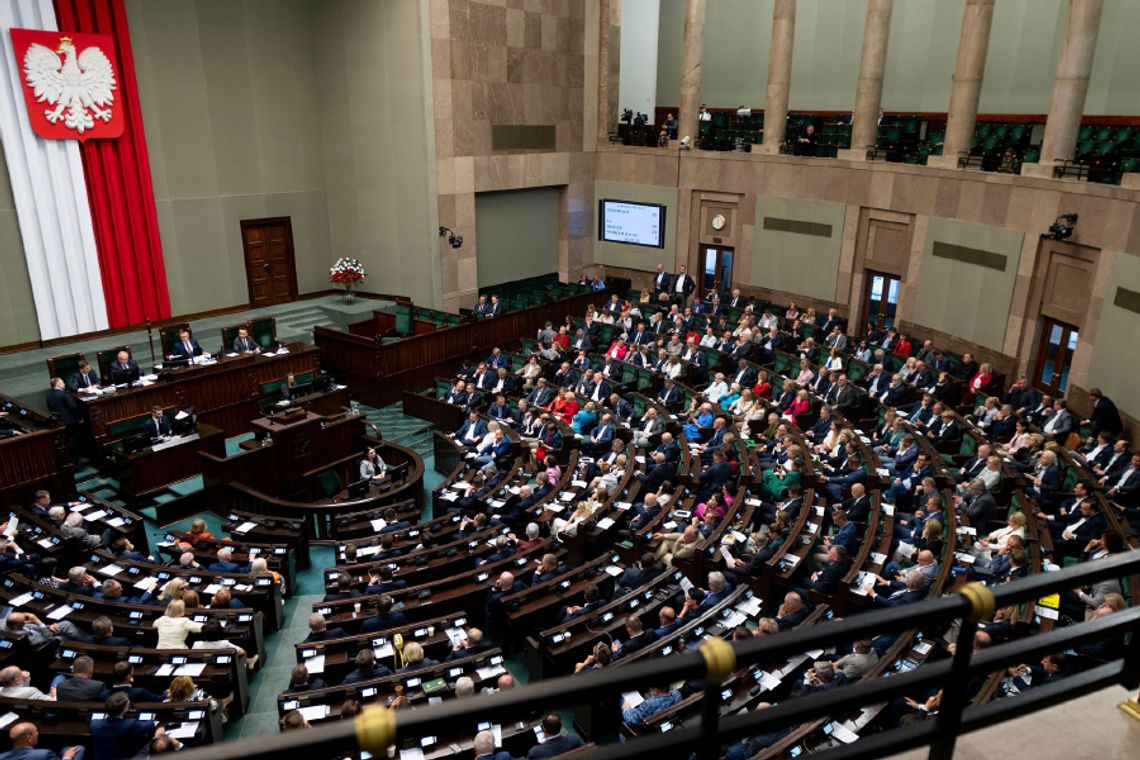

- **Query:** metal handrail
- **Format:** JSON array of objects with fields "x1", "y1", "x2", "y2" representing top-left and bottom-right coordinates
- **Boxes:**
[{"x1": 174, "y1": 549, "x2": 1140, "y2": 760}]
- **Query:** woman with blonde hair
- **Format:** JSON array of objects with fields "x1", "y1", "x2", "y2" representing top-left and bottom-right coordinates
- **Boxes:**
[
  {"x1": 181, "y1": 590, "x2": 200, "y2": 611},
  {"x1": 154, "y1": 599, "x2": 204, "y2": 649},
  {"x1": 158, "y1": 577, "x2": 188, "y2": 604},
  {"x1": 250, "y1": 556, "x2": 284, "y2": 594},
  {"x1": 795, "y1": 358, "x2": 815, "y2": 388},
  {"x1": 973, "y1": 511, "x2": 1027, "y2": 560},
  {"x1": 165, "y1": 675, "x2": 217, "y2": 711}
]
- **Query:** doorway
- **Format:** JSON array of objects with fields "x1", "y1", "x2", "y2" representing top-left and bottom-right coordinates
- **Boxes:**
[
  {"x1": 702, "y1": 246, "x2": 733, "y2": 293},
  {"x1": 241, "y1": 217, "x2": 298, "y2": 307},
  {"x1": 862, "y1": 271, "x2": 901, "y2": 329},
  {"x1": 1034, "y1": 318, "x2": 1079, "y2": 395}
]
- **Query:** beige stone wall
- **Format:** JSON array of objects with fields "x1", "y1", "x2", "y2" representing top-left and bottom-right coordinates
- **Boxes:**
[
  {"x1": 0, "y1": 151, "x2": 38, "y2": 345},
  {"x1": 127, "y1": 0, "x2": 332, "y2": 314},
  {"x1": 595, "y1": 145, "x2": 1140, "y2": 419},
  {"x1": 430, "y1": 0, "x2": 595, "y2": 312}
]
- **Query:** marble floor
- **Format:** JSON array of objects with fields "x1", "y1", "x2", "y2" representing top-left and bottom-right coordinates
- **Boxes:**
[{"x1": 885, "y1": 684, "x2": 1140, "y2": 760}]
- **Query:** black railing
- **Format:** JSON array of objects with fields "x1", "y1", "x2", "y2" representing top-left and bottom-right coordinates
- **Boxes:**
[{"x1": 177, "y1": 550, "x2": 1140, "y2": 760}]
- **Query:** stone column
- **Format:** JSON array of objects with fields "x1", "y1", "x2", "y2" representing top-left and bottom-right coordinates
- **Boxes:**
[
  {"x1": 928, "y1": 0, "x2": 995, "y2": 169},
  {"x1": 678, "y1": 0, "x2": 706, "y2": 146},
  {"x1": 1024, "y1": 0, "x2": 1104, "y2": 176},
  {"x1": 597, "y1": 0, "x2": 620, "y2": 144},
  {"x1": 840, "y1": 0, "x2": 893, "y2": 161},
  {"x1": 759, "y1": 0, "x2": 796, "y2": 155}
]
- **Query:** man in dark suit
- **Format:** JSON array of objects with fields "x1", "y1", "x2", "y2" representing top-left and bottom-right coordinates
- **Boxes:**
[
  {"x1": 797, "y1": 546, "x2": 852, "y2": 598},
  {"x1": 670, "y1": 264, "x2": 696, "y2": 304},
  {"x1": 637, "y1": 452, "x2": 675, "y2": 491},
  {"x1": 208, "y1": 547, "x2": 249, "y2": 573},
  {"x1": 652, "y1": 264, "x2": 672, "y2": 294},
  {"x1": 169, "y1": 328, "x2": 206, "y2": 361},
  {"x1": 46, "y1": 378, "x2": 79, "y2": 426},
  {"x1": 1085, "y1": 388, "x2": 1123, "y2": 440},
  {"x1": 957, "y1": 479, "x2": 997, "y2": 528},
  {"x1": 361, "y1": 595, "x2": 408, "y2": 633},
  {"x1": 819, "y1": 308, "x2": 846, "y2": 337},
  {"x1": 618, "y1": 553, "x2": 660, "y2": 589},
  {"x1": 55, "y1": 655, "x2": 106, "y2": 702},
  {"x1": 654, "y1": 432, "x2": 682, "y2": 463},
  {"x1": 730, "y1": 360, "x2": 756, "y2": 388},
  {"x1": 304, "y1": 613, "x2": 348, "y2": 642},
  {"x1": 70, "y1": 360, "x2": 101, "y2": 391},
  {"x1": 697, "y1": 451, "x2": 732, "y2": 500},
  {"x1": 454, "y1": 411, "x2": 488, "y2": 448},
  {"x1": 865, "y1": 569, "x2": 925, "y2": 607},
  {"x1": 86, "y1": 616, "x2": 131, "y2": 647},
  {"x1": 656, "y1": 379, "x2": 681, "y2": 410},
  {"x1": 3, "y1": 721, "x2": 84, "y2": 760},
  {"x1": 611, "y1": 614, "x2": 657, "y2": 659},
  {"x1": 527, "y1": 713, "x2": 584, "y2": 759},
  {"x1": 89, "y1": 692, "x2": 160, "y2": 760},
  {"x1": 825, "y1": 374, "x2": 859, "y2": 416},
  {"x1": 108, "y1": 350, "x2": 141, "y2": 385},
  {"x1": 143, "y1": 405, "x2": 171, "y2": 439},
  {"x1": 474, "y1": 731, "x2": 514, "y2": 760},
  {"x1": 232, "y1": 327, "x2": 260, "y2": 354},
  {"x1": 100, "y1": 662, "x2": 164, "y2": 703}
]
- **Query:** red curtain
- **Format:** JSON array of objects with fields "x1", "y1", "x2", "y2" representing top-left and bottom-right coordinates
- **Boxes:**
[{"x1": 54, "y1": 0, "x2": 170, "y2": 327}]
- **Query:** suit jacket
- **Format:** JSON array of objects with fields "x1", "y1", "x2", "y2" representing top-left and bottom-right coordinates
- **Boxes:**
[
  {"x1": 1090, "y1": 396, "x2": 1123, "y2": 437},
  {"x1": 170, "y1": 337, "x2": 204, "y2": 360},
  {"x1": 962, "y1": 491, "x2": 997, "y2": 527},
  {"x1": 46, "y1": 388, "x2": 79, "y2": 426},
  {"x1": 731, "y1": 367, "x2": 757, "y2": 387},
  {"x1": 477, "y1": 438, "x2": 512, "y2": 459},
  {"x1": 653, "y1": 270, "x2": 672, "y2": 293},
  {"x1": 70, "y1": 369, "x2": 101, "y2": 390},
  {"x1": 144, "y1": 415, "x2": 172, "y2": 438},
  {"x1": 456, "y1": 418, "x2": 489, "y2": 443},
  {"x1": 527, "y1": 733, "x2": 584, "y2": 759},
  {"x1": 89, "y1": 716, "x2": 158, "y2": 760},
  {"x1": 1042, "y1": 409, "x2": 1074, "y2": 438},
  {"x1": 811, "y1": 559, "x2": 852, "y2": 595},
  {"x1": 361, "y1": 612, "x2": 408, "y2": 633},
  {"x1": 232, "y1": 335, "x2": 259, "y2": 353},
  {"x1": 56, "y1": 675, "x2": 107, "y2": 702},
  {"x1": 672, "y1": 274, "x2": 696, "y2": 298}
]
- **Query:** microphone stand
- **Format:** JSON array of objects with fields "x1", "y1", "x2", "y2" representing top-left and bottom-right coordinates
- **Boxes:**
[{"x1": 146, "y1": 321, "x2": 156, "y2": 370}]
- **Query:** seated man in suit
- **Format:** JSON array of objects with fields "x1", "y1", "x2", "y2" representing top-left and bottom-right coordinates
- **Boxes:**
[
  {"x1": 453, "y1": 410, "x2": 488, "y2": 448},
  {"x1": 108, "y1": 350, "x2": 141, "y2": 385},
  {"x1": 361, "y1": 594, "x2": 408, "y2": 633},
  {"x1": 208, "y1": 547, "x2": 249, "y2": 573},
  {"x1": 89, "y1": 692, "x2": 161, "y2": 760},
  {"x1": 54, "y1": 655, "x2": 106, "y2": 701},
  {"x1": 611, "y1": 614, "x2": 658, "y2": 659},
  {"x1": 86, "y1": 616, "x2": 131, "y2": 647},
  {"x1": 304, "y1": 613, "x2": 348, "y2": 642},
  {"x1": 473, "y1": 730, "x2": 513, "y2": 760},
  {"x1": 473, "y1": 428, "x2": 511, "y2": 470},
  {"x1": 4, "y1": 722, "x2": 84, "y2": 760},
  {"x1": 323, "y1": 574, "x2": 362, "y2": 603},
  {"x1": 341, "y1": 649, "x2": 393, "y2": 684},
  {"x1": 775, "y1": 591, "x2": 812, "y2": 630},
  {"x1": 527, "y1": 713, "x2": 584, "y2": 759},
  {"x1": 143, "y1": 405, "x2": 172, "y2": 439},
  {"x1": 70, "y1": 359, "x2": 101, "y2": 392},
  {"x1": 232, "y1": 327, "x2": 261, "y2": 354},
  {"x1": 100, "y1": 661, "x2": 164, "y2": 703},
  {"x1": 168, "y1": 327, "x2": 208, "y2": 362}
]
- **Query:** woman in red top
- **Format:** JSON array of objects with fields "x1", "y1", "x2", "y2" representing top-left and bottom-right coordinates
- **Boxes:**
[
  {"x1": 784, "y1": 388, "x2": 811, "y2": 426},
  {"x1": 550, "y1": 390, "x2": 579, "y2": 423},
  {"x1": 605, "y1": 339, "x2": 628, "y2": 361},
  {"x1": 963, "y1": 362, "x2": 995, "y2": 404},
  {"x1": 891, "y1": 333, "x2": 913, "y2": 357},
  {"x1": 552, "y1": 326, "x2": 570, "y2": 350},
  {"x1": 752, "y1": 369, "x2": 772, "y2": 400}
]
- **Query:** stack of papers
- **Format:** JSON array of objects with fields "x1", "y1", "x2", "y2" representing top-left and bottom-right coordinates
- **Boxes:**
[
  {"x1": 303, "y1": 655, "x2": 325, "y2": 674},
  {"x1": 298, "y1": 705, "x2": 329, "y2": 721},
  {"x1": 98, "y1": 564, "x2": 124, "y2": 577},
  {"x1": 622, "y1": 691, "x2": 644, "y2": 708},
  {"x1": 233, "y1": 521, "x2": 258, "y2": 534},
  {"x1": 166, "y1": 722, "x2": 199, "y2": 740},
  {"x1": 475, "y1": 663, "x2": 507, "y2": 680}
]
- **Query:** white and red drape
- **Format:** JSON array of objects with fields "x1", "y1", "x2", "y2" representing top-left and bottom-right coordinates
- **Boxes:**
[{"x1": 0, "y1": 0, "x2": 169, "y2": 340}]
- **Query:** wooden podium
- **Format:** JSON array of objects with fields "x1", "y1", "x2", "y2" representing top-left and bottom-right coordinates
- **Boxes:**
[{"x1": 248, "y1": 410, "x2": 365, "y2": 500}]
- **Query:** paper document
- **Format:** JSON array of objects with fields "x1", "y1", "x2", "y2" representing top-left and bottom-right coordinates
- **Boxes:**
[
  {"x1": 234, "y1": 521, "x2": 257, "y2": 534},
  {"x1": 622, "y1": 691, "x2": 644, "y2": 708},
  {"x1": 303, "y1": 655, "x2": 325, "y2": 674},
  {"x1": 167, "y1": 722, "x2": 200, "y2": 740},
  {"x1": 175, "y1": 663, "x2": 207, "y2": 677},
  {"x1": 47, "y1": 606, "x2": 73, "y2": 620},
  {"x1": 299, "y1": 705, "x2": 329, "y2": 721}
]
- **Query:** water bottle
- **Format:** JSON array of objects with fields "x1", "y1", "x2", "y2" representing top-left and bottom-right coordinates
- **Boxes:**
[{"x1": 263, "y1": 432, "x2": 274, "y2": 447}]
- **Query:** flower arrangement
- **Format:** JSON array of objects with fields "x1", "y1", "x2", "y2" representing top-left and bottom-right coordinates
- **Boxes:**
[{"x1": 329, "y1": 258, "x2": 367, "y2": 291}]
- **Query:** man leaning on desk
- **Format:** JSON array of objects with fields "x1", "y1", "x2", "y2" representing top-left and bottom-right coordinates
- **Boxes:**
[
  {"x1": 144, "y1": 406, "x2": 172, "y2": 439},
  {"x1": 168, "y1": 328, "x2": 210, "y2": 362}
]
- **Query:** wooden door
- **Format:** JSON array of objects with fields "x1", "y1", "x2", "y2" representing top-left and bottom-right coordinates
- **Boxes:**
[
  {"x1": 701, "y1": 245, "x2": 733, "y2": 293},
  {"x1": 862, "y1": 270, "x2": 901, "y2": 329},
  {"x1": 1033, "y1": 317, "x2": 1080, "y2": 396},
  {"x1": 241, "y1": 218, "x2": 298, "y2": 307}
]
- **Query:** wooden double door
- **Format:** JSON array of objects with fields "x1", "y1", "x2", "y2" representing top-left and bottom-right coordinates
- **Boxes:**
[{"x1": 241, "y1": 217, "x2": 298, "y2": 307}]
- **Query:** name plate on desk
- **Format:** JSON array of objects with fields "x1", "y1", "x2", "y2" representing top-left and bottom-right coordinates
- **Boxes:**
[{"x1": 150, "y1": 433, "x2": 199, "y2": 452}]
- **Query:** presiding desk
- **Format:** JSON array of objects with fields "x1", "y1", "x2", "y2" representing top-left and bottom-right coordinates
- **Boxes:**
[
  {"x1": 76, "y1": 342, "x2": 321, "y2": 443},
  {"x1": 105, "y1": 424, "x2": 227, "y2": 504}
]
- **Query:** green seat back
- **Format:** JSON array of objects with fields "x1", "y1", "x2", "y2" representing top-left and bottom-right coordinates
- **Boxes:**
[
  {"x1": 106, "y1": 412, "x2": 153, "y2": 438},
  {"x1": 48, "y1": 353, "x2": 84, "y2": 384},
  {"x1": 394, "y1": 304, "x2": 413, "y2": 335},
  {"x1": 250, "y1": 317, "x2": 276, "y2": 349},
  {"x1": 318, "y1": 470, "x2": 343, "y2": 499},
  {"x1": 221, "y1": 325, "x2": 243, "y2": 351},
  {"x1": 95, "y1": 346, "x2": 130, "y2": 380}
]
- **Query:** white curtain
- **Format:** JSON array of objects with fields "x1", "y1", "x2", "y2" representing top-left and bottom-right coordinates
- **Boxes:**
[{"x1": 0, "y1": 0, "x2": 108, "y2": 339}]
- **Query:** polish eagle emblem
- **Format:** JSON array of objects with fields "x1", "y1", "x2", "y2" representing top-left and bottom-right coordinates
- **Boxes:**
[{"x1": 22, "y1": 36, "x2": 116, "y2": 135}]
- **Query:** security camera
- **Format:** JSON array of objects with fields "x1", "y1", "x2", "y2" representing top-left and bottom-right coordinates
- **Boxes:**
[{"x1": 679, "y1": 136, "x2": 691, "y2": 150}]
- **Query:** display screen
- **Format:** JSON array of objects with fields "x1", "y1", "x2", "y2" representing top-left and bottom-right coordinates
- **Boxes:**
[{"x1": 598, "y1": 199, "x2": 665, "y2": 248}]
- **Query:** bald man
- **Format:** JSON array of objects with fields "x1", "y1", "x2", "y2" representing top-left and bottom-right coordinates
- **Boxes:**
[{"x1": 0, "y1": 722, "x2": 83, "y2": 760}]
